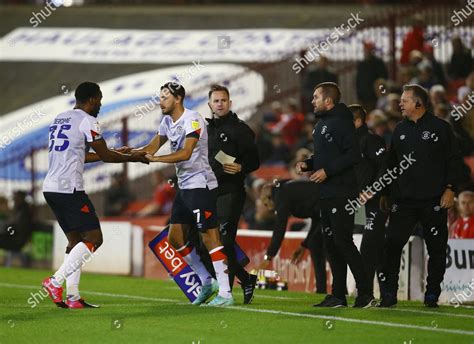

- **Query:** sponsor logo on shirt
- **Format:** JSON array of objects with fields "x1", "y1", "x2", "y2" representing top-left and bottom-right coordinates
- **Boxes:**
[{"x1": 191, "y1": 120, "x2": 200, "y2": 130}]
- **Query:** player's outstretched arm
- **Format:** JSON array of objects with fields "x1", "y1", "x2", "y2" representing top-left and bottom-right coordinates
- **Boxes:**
[
  {"x1": 90, "y1": 138, "x2": 149, "y2": 164},
  {"x1": 85, "y1": 152, "x2": 101, "y2": 163},
  {"x1": 117, "y1": 134, "x2": 167, "y2": 155},
  {"x1": 147, "y1": 137, "x2": 197, "y2": 163}
]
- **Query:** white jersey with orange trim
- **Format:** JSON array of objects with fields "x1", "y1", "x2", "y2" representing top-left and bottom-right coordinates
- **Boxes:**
[
  {"x1": 43, "y1": 109, "x2": 102, "y2": 194},
  {"x1": 158, "y1": 108, "x2": 218, "y2": 190}
]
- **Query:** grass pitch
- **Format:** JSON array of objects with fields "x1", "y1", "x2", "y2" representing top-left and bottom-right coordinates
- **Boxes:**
[{"x1": 0, "y1": 267, "x2": 473, "y2": 344}]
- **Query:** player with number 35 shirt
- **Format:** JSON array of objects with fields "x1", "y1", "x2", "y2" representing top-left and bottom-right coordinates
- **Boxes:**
[{"x1": 41, "y1": 82, "x2": 149, "y2": 309}]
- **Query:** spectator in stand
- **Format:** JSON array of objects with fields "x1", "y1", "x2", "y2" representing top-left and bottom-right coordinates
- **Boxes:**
[
  {"x1": 356, "y1": 41, "x2": 389, "y2": 112},
  {"x1": 367, "y1": 109, "x2": 391, "y2": 146},
  {"x1": 272, "y1": 99, "x2": 305, "y2": 147},
  {"x1": 104, "y1": 172, "x2": 134, "y2": 216},
  {"x1": 400, "y1": 15, "x2": 425, "y2": 65},
  {"x1": 303, "y1": 56, "x2": 338, "y2": 110},
  {"x1": 448, "y1": 37, "x2": 473, "y2": 80},
  {"x1": 397, "y1": 65, "x2": 413, "y2": 87},
  {"x1": 254, "y1": 123, "x2": 273, "y2": 163},
  {"x1": 433, "y1": 95, "x2": 473, "y2": 159},
  {"x1": 385, "y1": 93, "x2": 402, "y2": 119},
  {"x1": 0, "y1": 191, "x2": 34, "y2": 267},
  {"x1": 265, "y1": 132, "x2": 291, "y2": 164},
  {"x1": 454, "y1": 86, "x2": 474, "y2": 141},
  {"x1": 458, "y1": 72, "x2": 474, "y2": 100},
  {"x1": 411, "y1": 65, "x2": 436, "y2": 90},
  {"x1": 429, "y1": 85, "x2": 450, "y2": 108},
  {"x1": 136, "y1": 170, "x2": 175, "y2": 217},
  {"x1": 422, "y1": 43, "x2": 447, "y2": 87},
  {"x1": 408, "y1": 49, "x2": 424, "y2": 68},
  {"x1": 450, "y1": 191, "x2": 474, "y2": 239},
  {"x1": 263, "y1": 101, "x2": 283, "y2": 125},
  {"x1": 295, "y1": 118, "x2": 315, "y2": 151},
  {"x1": 434, "y1": 103, "x2": 450, "y2": 121}
]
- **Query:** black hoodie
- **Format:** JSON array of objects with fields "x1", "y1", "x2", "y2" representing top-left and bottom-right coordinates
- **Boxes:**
[
  {"x1": 207, "y1": 112, "x2": 260, "y2": 195},
  {"x1": 304, "y1": 103, "x2": 360, "y2": 199}
]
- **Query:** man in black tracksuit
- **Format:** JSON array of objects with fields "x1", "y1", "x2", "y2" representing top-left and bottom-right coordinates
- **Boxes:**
[
  {"x1": 296, "y1": 82, "x2": 374, "y2": 308},
  {"x1": 378, "y1": 84, "x2": 461, "y2": 308},
  {"x1": 206, "y1": 84, "x2": 260, "y2": 304},
  {"x1": 258, "y1": 180, "x2": 327, "y2": 294},
  {"x1": 349, "y1": 104, "x2": 389, "y2": 296}
]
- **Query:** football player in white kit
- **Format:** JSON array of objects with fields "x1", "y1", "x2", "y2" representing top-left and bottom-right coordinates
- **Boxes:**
[
  {"x1": 42, "y1": 82, "x2": 149, "y2": 309},
  {"x1": 122, "y1": 82, "x2": 234, "y2": 306}
]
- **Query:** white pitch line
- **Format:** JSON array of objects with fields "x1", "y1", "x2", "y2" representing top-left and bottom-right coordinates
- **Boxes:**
[
  {"x1": 228, "y1": 306, "x2": 474, "y2": 336},
  {"x1": 376, "y1": 307, "x2": 474, "y2": 319},
  {"x1": 0, "y1": 283, "x2": 178, "y2": 303},
  {"x1": 0, "y1": 282, "x2": 473, "y2": 336}
]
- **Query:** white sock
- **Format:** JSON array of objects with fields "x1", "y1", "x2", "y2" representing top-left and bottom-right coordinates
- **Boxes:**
[
  {"x1": 53, "y1": 242, "x2": 92, "y2": 286},
  {"x1": 66, "y1": 265, "x2": 82, "y2": 301},
  {"x1": 209, "y1": 246, "x2": 232, "y2": 298},
  {"x1": 52, "y1": 252, "x2": 70, "y2": 287},
  {"x1": 56, "y1": 252, "x2": 81, "y2": 301},
  {"x1": 177, "y1": 244, "x2": 213, "y2": 286}
]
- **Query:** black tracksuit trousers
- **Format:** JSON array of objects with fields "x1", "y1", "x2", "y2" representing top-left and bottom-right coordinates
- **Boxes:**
[
  {"x1": 320, "y1": 198, "x2": 370, "y2": 300},
  {"x1": 381, "y1": 199, "x2": 448, "y2": 300},
  {"x1": 216, "y1": 190, "x2": 250, "y2": 287},
  {"x1": 360, "y1": 200, "x2": 388, "y2": 295}
]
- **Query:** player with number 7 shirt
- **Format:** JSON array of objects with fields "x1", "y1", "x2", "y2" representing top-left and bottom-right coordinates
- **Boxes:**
[
  {"x1": 41, "y1": 82, "x2": 149, "y2": 309},
  {"x1": 118, "y1": 82, "x2": 234, "y2": 306}
]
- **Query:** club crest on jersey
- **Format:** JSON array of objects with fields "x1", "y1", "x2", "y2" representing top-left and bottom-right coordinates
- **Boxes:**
[
  {"x1": 176, "y1": 126, "x2": 184, "y2": 135},
  {"x1": 421, "y1": 131, "x2": 431, "y2": 140}
]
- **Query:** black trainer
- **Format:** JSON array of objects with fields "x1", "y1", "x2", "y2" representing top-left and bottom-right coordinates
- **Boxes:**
[
  {"x1": 424, "y1": 294, "x2": 439, "y2": 308},
  {"x1": 313, "y1": 295, "x2": 347, "y2": 308},
  {"x1": 353, "y1": 294, "x2": 377, "y2": 308},
  {"x1": 377, "y1": 293, "x2": 397, "y2": 308},
  {"x1": 242, "y1": 274, "x2": 257, "y2": 305}
]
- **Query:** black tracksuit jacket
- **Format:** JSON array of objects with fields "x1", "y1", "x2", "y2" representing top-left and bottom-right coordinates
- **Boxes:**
[
  {"x1": 305, "y1": 103, "x2": 360, "y2": 199},
  {"x1": 207, "y1": 112, "x2": 260, "y2": 195},
  {"x1": 383, "y1": 111, "x2": 462, "y2": 201}
]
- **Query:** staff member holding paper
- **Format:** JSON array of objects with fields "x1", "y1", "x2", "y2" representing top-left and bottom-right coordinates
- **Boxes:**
[{"x1": 206, "y1": 84, "x2": 260, "y2": 304}]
